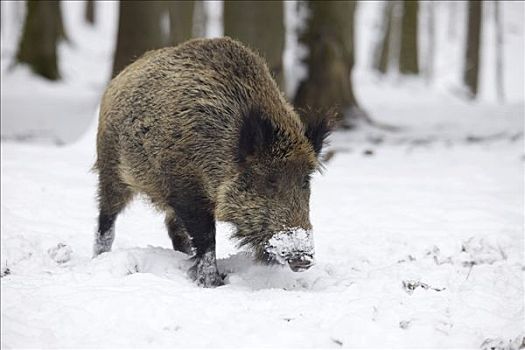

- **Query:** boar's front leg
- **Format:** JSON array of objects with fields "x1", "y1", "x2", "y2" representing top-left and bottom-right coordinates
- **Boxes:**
[
  {"x1": 165, "y1": 210, "x2": 193, "y2": 255},
  {"x1": 169, "y1": 187, "x2": 224, "y2": 288}
]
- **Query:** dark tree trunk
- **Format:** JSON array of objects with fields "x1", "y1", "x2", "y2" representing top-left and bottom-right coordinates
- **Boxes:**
[
  {"x1": 167, "y1": 0, "x2": 194, "y2": 46},
  {"x1": 294, "y1": 0, "x2": 363, "y2": 127},
  {"x1": 463, "y1": 0, "x2": 482, "y2": 98},
  {"x1": 399, "y1": 0, "x2": 419, "y2": 74},
  {"x1": 112, "y1": 1, "x2": 164, "y2": 78},
  {"x1": 85, "y1": 0, "x2": 95, "y2": 25},
  {"x1": 16, "y1": 0, "x2": 64, "y2": 80},
  {"x1": 224, "y1": 0, "x2": 285, "y2": 90},
  {"x1": 374, "y1": 1, "x2": 394, "y2": 74}
]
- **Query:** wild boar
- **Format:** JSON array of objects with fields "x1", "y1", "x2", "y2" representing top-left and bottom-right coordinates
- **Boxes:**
[{"x1": 94, "y1": 37, "x2": 331, "y2": 287}]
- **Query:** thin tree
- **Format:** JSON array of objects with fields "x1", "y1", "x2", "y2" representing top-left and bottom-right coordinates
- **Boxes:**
[
  {"x1": 16, "y1": 0, "x2": 65, "y2": 80},
  {"x1": 425, "y1": 1, "x2": 435, "y2": 83},
  {"x1": 374, "y1": 1, "x2": 394, "y2": 74},
  {"x1": 192, "y1": 0, "x2": 207, "y2": 38},
  {"x1": 294, "y1": 0, "x2": 365, "y2": 127},
  {"x1": 463, "y1": 0, "x2": 482, "y2": 98},
  {"x1": 167, "y1": 1, "x2": 194, "y2": 46},
  {"x1": 224, "y1": 0, "x2": 285, "y2": 90},
  {"x1": 399, "y1": 0, "x2": 419, "y2": 74},
  {"x1": 494, "y1": 1, "x2": 504, "y2": 102},
  {"x1": 85, "y1": 0, "x2": 95, "y2": 25},
  {"x1": 112, "y1": 1, "x2": 164, "y2": 78}
]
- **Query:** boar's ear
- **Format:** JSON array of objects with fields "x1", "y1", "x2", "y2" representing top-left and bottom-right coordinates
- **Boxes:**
[
  {"x1": 303, "y1": 110, "x2": 336, "y2": 157},
  {"x1": 237, "y1": 107, "x2": 277, "y2": 163}
]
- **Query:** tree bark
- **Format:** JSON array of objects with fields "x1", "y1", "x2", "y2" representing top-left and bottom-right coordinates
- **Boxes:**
[
  {"x1": 294, "y1": 0, "x2": 362, "y2": 126},
  {"x1": 463, "y1": 0, "x2": 482, "y2": 98},
  {"x1": 85, "y1": 0, "x2": 95, "y2": 25},
  {"x1": 16, "y1": 0, "x2": 64, "y2": 80},
  {"x1": 167, "y1": 0, "x2": 194, "y2": 46},
  {"x1": 112, "y1": 1, "x2": 164, "y2": 78},
  {"x1": 399, "y1": 0, "x2": 419, "y2": 74},
  {"x1": 374, "y1": 1, "x2": 394, "y2": 74},
  {"x1": 224, "y1": 0, "x2": 285, "y2": 90}
]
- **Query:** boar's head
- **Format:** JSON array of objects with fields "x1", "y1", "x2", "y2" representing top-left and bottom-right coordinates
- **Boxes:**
[{"x1": 216, "y1": 107, "x2": 332, "y2": 272}]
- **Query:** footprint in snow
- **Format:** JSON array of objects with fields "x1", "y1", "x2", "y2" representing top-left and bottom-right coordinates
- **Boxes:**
[{"x1": 47, "y1": 243, "x2": 73, "y2": 264}]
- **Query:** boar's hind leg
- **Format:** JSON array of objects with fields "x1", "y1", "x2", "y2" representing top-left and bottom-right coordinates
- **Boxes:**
[
  {"x1": 169, "y1": 189, "x2": 224, "y2": 287},
  {"x1": 165, "y1": 211, "x2": 193, "y2": 254},
  {"x1": 94, "y1": 171, "x2": 133, "y2": 257}
]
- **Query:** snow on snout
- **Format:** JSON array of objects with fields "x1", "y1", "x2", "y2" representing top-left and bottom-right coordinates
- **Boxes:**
[{"x1": 265, "y1": 228, "x2": 315, "y2": 265}]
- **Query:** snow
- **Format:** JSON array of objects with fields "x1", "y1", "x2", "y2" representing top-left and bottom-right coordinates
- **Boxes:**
[
  {"x1": 2, "y1": 119, "x2": 523, "y2": 347},
  {"x1": 265, "y1": 228, "x2": 315, "y2": 266},
  {"x1": 1, "y1": 1, "x2": 524, "y2": 348}
]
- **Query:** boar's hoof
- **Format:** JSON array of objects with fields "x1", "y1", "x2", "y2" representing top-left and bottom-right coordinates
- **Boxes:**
[
  {"x1": 188, "y1": 264, "x2": 224, "y2": 287},
  {"x1": 188, "y1": 252, "x2": 224, "y2": 288}
]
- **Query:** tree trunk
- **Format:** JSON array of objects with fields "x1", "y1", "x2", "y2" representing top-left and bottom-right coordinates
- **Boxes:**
[
  {"x1": 192, "y1": 0, "x2": 207, "y2": 38},
  {"x1": 85, "y1": 0, "x2": 95, "y2": 25},
  {"x1": 112, "y1": 1, "x2": 164, "y2": 78},
  {"x1": 294, "y1": 0, "x2": 362, "y2": 127},
  {"x1": 167, "y1": 0, "x2": 194, "y2": 46},
  {"x1": 463, "y1": 0, "x2": 482, "y2": 98},
  {"x1": 399, "y1": 0, "x2": 419, "y2": 74},
  {"x1": 374, "y1": 1, "x2": 394, "y2": 74},
  {"x1": 224, "y1": 0, "x2": 285, "y2": 90},
  {"x1": 425, "y1": 1, "x2": 435, "y2": 83},
  {"x1": 16, "y1": 0, "x2": 64, "y2": 80},
  {"x1": 57, "y1": 1, "x2": 66, "y2": 41},
  {"x1": 494, "y1": 0, "x2": 504, "y2": 102}
]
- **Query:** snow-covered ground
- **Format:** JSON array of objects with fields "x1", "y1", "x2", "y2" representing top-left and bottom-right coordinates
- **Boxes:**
[
  {"x1": 2, "y1": 105, "x2": 524, "y2": 348},
  {"x1": 1, "y1": 1, "x2": 524, "y2": 348}
]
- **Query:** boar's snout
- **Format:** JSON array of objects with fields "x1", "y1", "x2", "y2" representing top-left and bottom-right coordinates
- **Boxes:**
[
  {"x1": 264, "y1": 228, "x2": 315, "y2": 272},
  {"x1": 287, "y1": 254, "x2": 314, "y2": 272}
]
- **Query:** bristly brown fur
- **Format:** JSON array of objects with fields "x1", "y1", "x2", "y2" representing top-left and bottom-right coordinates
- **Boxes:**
[
  {"x1": 94, "y1": 37, "x2": 333, "y2": 284},
  {"x1": 296, "y1": 106, "x2": 338, "y2": 170}
]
